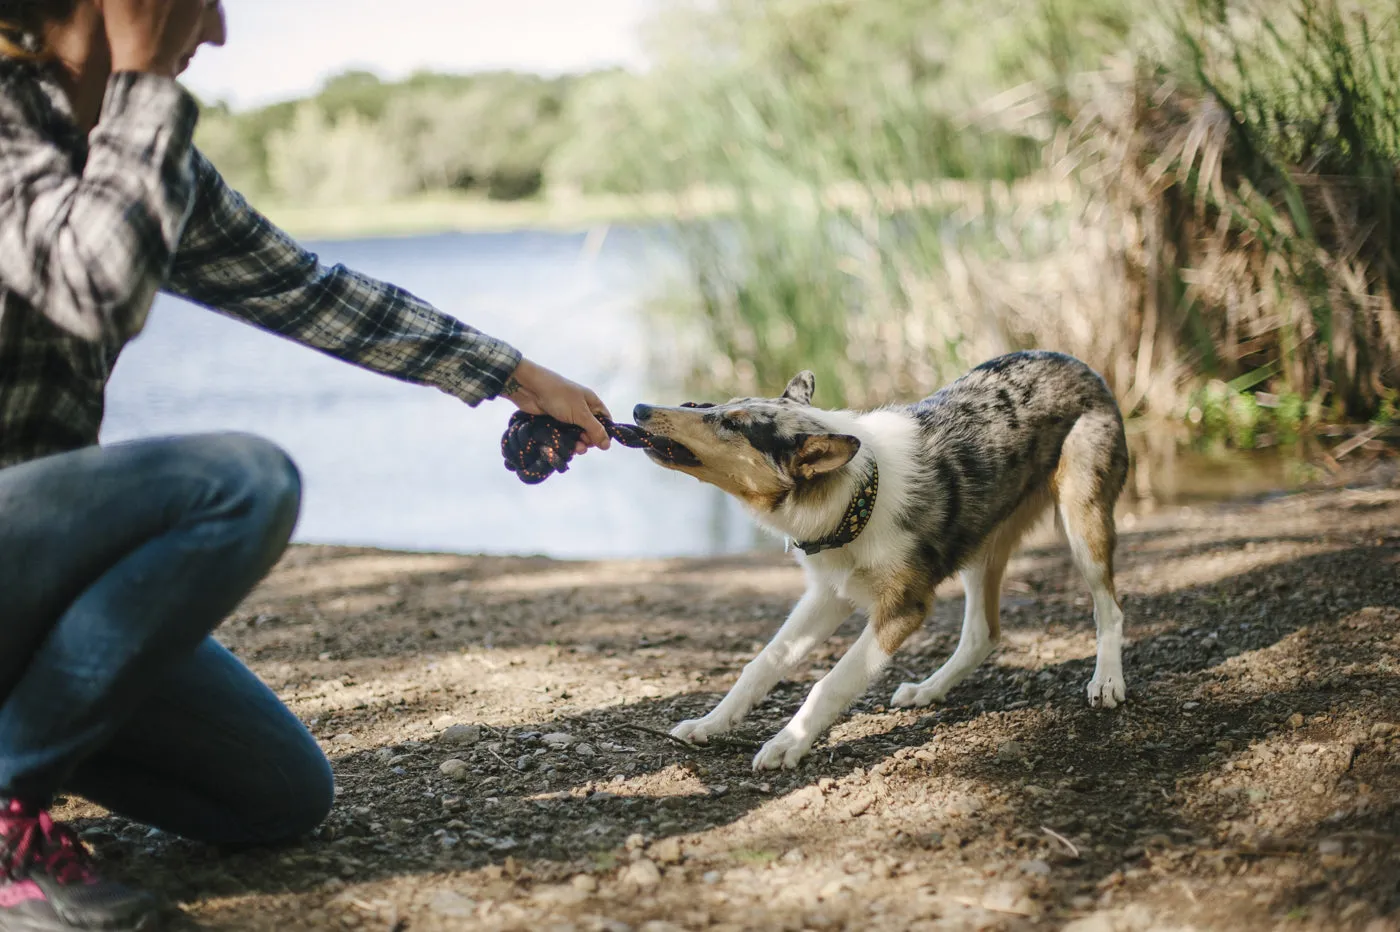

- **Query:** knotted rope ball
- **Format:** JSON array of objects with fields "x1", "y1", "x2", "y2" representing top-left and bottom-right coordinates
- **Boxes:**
[{"x1": 501, "y1": 410, "x2": 700, "y2": 484}]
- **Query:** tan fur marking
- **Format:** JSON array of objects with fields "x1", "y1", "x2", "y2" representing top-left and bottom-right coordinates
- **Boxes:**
[
  {"x1": 1051, "y1": 454, "x2": 1117, "y2": 585},
  {"x1": 973, "y1": 488, "x2": 1054, "y2": 642},
  {"x1": 642, "y1": 408, "x2": 794, "y2": 513},
  {"x1": 864, "y1": 564, "x2": 936, "y2": 655}
]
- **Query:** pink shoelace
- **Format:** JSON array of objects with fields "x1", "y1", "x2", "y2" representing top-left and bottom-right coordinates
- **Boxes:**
[{"x1": 0, "y1": 801, "x2": 94, "y2": 886}]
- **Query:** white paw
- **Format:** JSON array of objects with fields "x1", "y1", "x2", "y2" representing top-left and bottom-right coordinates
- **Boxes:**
[
  {"x1": 891, "y1": 681, "x2": 947, "y2": 708},
  {"x1": 1086, "y1": 669, "x2": 1126, "y2": 709},
  {"x1": 671, "y1": 710, "x2": 741, "y2": 745},
  {"x1": 752, "y1": 729, "x2": 812, "y2": 770}
]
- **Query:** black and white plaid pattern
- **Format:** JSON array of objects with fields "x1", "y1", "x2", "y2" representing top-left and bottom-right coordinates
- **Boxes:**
[{"x1": 0, "y1": 62, "x2": 521, "y2": 469}]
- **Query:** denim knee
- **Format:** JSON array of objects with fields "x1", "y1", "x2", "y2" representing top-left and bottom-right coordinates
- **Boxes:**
[{"x1": 187, "y1": 433, "x2": 302, "y2": 543}]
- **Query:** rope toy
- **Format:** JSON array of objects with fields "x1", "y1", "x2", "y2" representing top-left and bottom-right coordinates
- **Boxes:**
[{"x1": 502, "y1": 409, "x2": 702, "y2": 484}]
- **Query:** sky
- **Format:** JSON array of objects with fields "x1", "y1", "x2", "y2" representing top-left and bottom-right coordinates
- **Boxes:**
[{"x1": 180, "y1": 0, "x2": 656, "y2": 109}]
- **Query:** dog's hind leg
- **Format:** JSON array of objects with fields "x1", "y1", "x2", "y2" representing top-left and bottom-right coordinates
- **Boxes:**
[
  {"x1": 1054, "y1": 410, "x2": 1129, "y2": 709},
  {"x1": 672, "y1": 585, "x2": 852, "y2": 746}
]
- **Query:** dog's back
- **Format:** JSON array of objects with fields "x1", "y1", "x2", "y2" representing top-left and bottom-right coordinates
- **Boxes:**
[{"x1": 900, "y1": 350, "x2": 1128, "y2": 580}]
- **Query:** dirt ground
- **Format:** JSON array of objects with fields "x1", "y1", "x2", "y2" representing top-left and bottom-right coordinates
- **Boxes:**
[{"x1": 56, "y1": 477, "x2": 1400, "y2": 932}]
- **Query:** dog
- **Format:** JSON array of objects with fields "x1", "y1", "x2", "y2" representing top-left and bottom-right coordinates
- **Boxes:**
[{"x1": 633, "y1": 350, "x2": 1130, "y2": 770}]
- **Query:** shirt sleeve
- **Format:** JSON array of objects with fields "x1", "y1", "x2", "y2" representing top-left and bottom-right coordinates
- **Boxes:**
[
  {"x1": 164, "y1": 151, "x2": 522, "y2": 406},
  {"x1": 0, "y1": 71, "x2": 198, "y2": 345}
]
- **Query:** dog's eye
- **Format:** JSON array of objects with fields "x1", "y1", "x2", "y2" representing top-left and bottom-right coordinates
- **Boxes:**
[{"x1": 719, "y1": 413, "x2": 748, "y2": 431}]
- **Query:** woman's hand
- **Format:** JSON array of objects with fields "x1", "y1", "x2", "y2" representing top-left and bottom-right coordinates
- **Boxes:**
[
  {"x1": 100, "y1": 0, "x2": 209, "y2": 77},
  {"x1": 503, "y1": 359, "x2": 612, "y2": 453}
]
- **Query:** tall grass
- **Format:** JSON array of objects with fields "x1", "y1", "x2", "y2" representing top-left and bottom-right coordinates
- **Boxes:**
[{"x1": 643, "y1": 0, "x2": 1399, "y2": 447}]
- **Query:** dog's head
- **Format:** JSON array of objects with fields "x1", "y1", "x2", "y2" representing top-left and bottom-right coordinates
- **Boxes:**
[{"x1": 633, "y1": 371, "x2": 861, "y2": 512}]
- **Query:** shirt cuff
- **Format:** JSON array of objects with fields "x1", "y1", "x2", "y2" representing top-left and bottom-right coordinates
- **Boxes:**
[
  {"x1": 101, "y1": 72, "x2": 199, "y2": 148},
  {"x1": 428, "y1": 335, "x2": 523, "y2": 407}
]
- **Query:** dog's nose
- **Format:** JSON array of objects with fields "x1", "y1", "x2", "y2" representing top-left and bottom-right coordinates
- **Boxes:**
[{"x1": 633, "y1": 403, "x2": 654, "y2": 422}]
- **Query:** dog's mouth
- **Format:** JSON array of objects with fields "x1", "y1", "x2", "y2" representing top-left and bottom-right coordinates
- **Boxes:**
[{"x1": 643, "y1": 436, "x2": 702, "y2": 468}]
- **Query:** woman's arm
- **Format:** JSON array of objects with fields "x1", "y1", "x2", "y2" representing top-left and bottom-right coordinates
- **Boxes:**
[
  {"x1": 166, "y1": 151, "x2": 525, "y2": 407},
  {"x1": 0, "y1": 69, "x2": 198, "y2": 345}
]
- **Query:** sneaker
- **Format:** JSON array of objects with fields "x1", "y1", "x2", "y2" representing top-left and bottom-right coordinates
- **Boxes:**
[{"x1": 0, "y1": 800, "x2": 160, "y2": 930}]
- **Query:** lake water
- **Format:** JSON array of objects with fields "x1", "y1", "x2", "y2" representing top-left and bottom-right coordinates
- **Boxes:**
[{"x1": 102, "y1": 227, "x2": 763, "y2": 560}]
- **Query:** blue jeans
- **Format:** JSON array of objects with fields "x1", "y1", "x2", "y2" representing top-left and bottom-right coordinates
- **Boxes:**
[{"x1": 0, "y1": 434, "x2": 333, "y2": 846}]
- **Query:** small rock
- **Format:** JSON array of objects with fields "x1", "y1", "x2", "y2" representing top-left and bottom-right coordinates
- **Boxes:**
[
  {"x1": 622, "y1": 859, "x2": 661, "y2": 888},
  {"x1": 1287, "y1": 712, "x2": 1305, "y2": 729},
  {"x1": 441, "y1": 795, "x2": 462, "y2": 811},
  {"x1": 595, "y1": 921, "x2": 633, "y2": 932},
  {"x1": 1181, "y1": 701, "x2": 1200, "y2": 711},
  {"x1": 428, "y1": 890, "x2": 476, "y2": 918},
  {"x1": 574, "y1": 743, "x2": 597, "y2": 757},
  {"x1": 1369, "y1": 723, "x2": 1396, "y2": 738},
  {"x1": 982, "y1": 880, "x2": 1037, "y2": 916},
  {"x1": 649, "y1": 837, "x2": 683, "y2": 864},
  {"x1": 1019, "y1": 859, "x2": 1052, "y2": 876},
  {"x1": 439, "y1": 758, "x2": 470, "y2": 780},
  {"x1": 818, "y1": 777, "x2": 836, "y2": 792},
  {"x1": 996, "y1": 740, "x2": 1026, "y2": 762},
  {"x1": 332, "y1": 733, "x2": 355, "y2": 745},
  {"x1": 702, "y1": 870, "x2": 721, "y2": 884},
  {"x1": 625, "y1": 833, "x2": 646, "y2": 851},
  {"x1": 571, "y1": 873, "x2": 598, "y2": 893},
  {"x1": 373, "y1": 748, "x2": 397, "y2": 763},
  {"x1": 1317, "y1": 838, "x2": 1346, "y2": 856},
  {"x1": 542, "y1": 732, "x2": 575, "y2": 748},
  {"x1": 640, "y1": 923, "x2": 684, "y2": 932},
  {"x1": 439, "y1": 724, "x2": 483, "y2": 746}
]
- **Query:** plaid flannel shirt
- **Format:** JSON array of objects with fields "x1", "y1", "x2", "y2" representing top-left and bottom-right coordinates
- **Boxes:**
[{"x1": 0, "y1": 61, "x2": 522, "y2": 469}]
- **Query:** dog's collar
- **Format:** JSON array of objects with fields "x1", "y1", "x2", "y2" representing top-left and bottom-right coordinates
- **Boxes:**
[{"x1": 791, "y1": 462, "x2": 880, "y2": 556}]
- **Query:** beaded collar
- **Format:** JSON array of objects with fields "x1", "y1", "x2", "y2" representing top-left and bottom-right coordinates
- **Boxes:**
[{"x1": 791, "y1": 462, "x2": 880, "y2": 555}]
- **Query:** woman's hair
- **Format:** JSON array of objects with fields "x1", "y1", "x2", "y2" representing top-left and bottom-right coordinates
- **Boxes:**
[{"x1": 0, "y1": 1, "x2": 77, "y2": 61}]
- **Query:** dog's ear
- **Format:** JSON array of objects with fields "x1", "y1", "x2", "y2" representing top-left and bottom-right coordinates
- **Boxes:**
[
  {"x1": 792, "y1": 433, "x2": 860, "y2": 480},
  {"x1": 781, "y1": 371, "x2": 816, "y2": 405}
]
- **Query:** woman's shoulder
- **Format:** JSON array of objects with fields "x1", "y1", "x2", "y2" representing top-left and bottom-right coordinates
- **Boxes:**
[{"x1": 0, "y1": 58, "x2": 71, "y2": 142}]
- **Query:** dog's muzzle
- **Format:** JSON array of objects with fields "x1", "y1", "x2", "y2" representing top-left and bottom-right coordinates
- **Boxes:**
[{"x1": 632, "y1": 404, "x2": 702, "y2": 467}]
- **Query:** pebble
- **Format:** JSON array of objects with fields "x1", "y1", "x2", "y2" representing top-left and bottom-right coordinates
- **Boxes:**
[
  {"x1": 1287, "y1": 712, "x2": 1305, "y2": 728},
  {"x1": 996, "y1": 740, "x2": 1026, "y2": 762},
  {"x1": 570, "y1": 874, "x2": 599, "y2": 893},
  {"x1": 542, "y1": 732, "x2": 576, "y2": 748},
  {"x1": 439, "y1": 724, "x2": 483, "y2": 746},
  {"x1": 1019, "y1": 858, "x2": 1052, "y2": 876},
  {"x1": 373, "y1": 748, "x2": 397, "y2": 763},
  {"x1": 428, "y1": 890, "x2": 476, "y2": 918},
  {"x1": 622, "y1": 858, "x2": 661, "y2": 888},
  {"x1": 331, "y1": 733, "x2": 355, "y2": 745},
  {"x1": 439, "y1": 758, "x2": 470, "y2": 780},
  {"x1": 1317, "y1": 838, "x2": 1346, "y2": 856},
  {"x1": 640, "y1": 922, "x2": 685, "y2": 932},
  {"x1": 702, "y1": 870, "x2": 721, "y2": 884},
  {"x1": 649, "y1": 837, "x2": 683, "y2": 864},
  {"x1": 574, "y1": 743, "x2": 597, "y2": 757}
]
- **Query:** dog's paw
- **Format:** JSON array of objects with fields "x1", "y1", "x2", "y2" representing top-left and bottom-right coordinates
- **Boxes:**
[
  {"x1": 671, "y1": 712, "x2": 737, "y2": 746},
  {"x1": 891, "y1": 681, "x2": 946, "y2": 708},
  {"x1": 752, "y1": 730, "x2": 812, "y2": 771},
  {"x1": 1086, "y1": 670, "x2": 1126, "y2": 709}
]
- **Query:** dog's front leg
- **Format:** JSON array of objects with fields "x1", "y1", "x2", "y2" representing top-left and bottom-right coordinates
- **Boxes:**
[
  {"x1": 754, "y1": 584, "x2": 928, "y2": 770},
  {"x1": 672, "y1": 586, "x2": 851, "y2": 746}
]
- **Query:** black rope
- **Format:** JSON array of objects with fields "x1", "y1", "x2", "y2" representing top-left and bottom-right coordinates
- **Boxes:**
[{"x1": 501, "y1": 410, "x2": 701, "y2": 484}]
